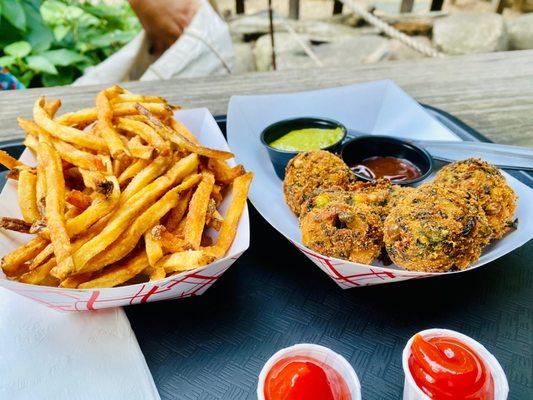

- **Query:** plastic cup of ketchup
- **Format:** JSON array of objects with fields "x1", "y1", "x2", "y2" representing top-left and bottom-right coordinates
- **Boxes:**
[
  {"x1": 402, "y1": 329, "x2": 509, "y2": 400},
  {"x1": 257, "y1": 343, "x2": 361, "y2": 400}
]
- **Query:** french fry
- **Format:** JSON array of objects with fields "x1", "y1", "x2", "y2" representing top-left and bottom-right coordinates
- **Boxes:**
[
  {"x1": 96, "y1": 88, "x2": 131, "y2": 158},
  {"x1": 165, "y1": 189, "x2": 191, "y2": 232},
  {"x1": 0, "y1": 217, "x2": 32, "y2": 233},
  {"x1": 147, "y1": 266, "x2": 166, "y2": 281},
  {"x1": 137, "y1": 104, "x2": 234, "y2": 160},
  {"x1": 18, "y1": 118, "x2": 106, "y2": 173},
  {"x1": 205, "y1": 172, "x2": 253, "y2": 258},
  {"x1": 184, "y1": 172, "x2": 215, "y2": 249},
  {"x1": 156, "y1": 227, "x2": 188, "y2": 253},
  {"x1": 59, "y1": 272, "x2": 93, "y2": 288},
  {"x1": 117, "y1": 117, "x2": 169, "y2": 153},
  {"x1": 145, "y1": 225, "x2": 164, "y2": 267},
  {"x1": 79, "y1": 169, "x2": 107, "y2": 190},
  {"x1": 118, "y1": 158, "x2": 150, "y2": 186},
  {"x1": 81, "y1": 174, "x2": 201, "y2": 273},
  {"x1": 1, "y1": 236, "x2": 48, "y2": 276},
  {"x1": 156, "y1": 250, "x2": 214, "y2": 274},
  {"x1": 24, "y1": 134, "x2": 39, "y2": 154},
  {"x1": 120, "y1": 155, "x2": 171, "y2": 203},
  {"x1": 110, "y1": 94, "x2": 166, "y2": 105},
  {"x1": 18, "y1": 169, "x2": 40, "y2": 223},
  {"x1": 55, "y1": 107, "x2": 96, "y2": 126},
  {"x1": 66, "y1": 190, "x2": 92, "y2": 210},
  {"x1": 44, "y1": 99, "x2": 61, "y2": 118},
  {"x1": 39, "y1": 138, "x2": 74, "y2": 279},
  {"x1": 18, "y1": 258, "x2": 56, "y2": 285},
  {"x1": 0, "y1": 149, "x2": 23, "y2": 170},
  {"x1": 170, "y1": 119, "x2": 200, "y2": 144},
  {"x1": 34, "y1": 97, "x2": 108, "y2": 152},
  {"x1": 29, "y1": 243, "x2": 54, "y2": 270},
  {"x1": 207, "y1": 159, "x2": 246, "y2": 184},
  {"x1": 78, "y1": 252, "x2": 149, "y2": 289},
  {"x1": 127, "y1": 136, "x2": 154, "y2": 160}
]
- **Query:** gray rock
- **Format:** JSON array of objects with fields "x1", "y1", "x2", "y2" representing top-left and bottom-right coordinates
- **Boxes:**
[
  {"x1": 253, "y1": 32, "x2": 310, "y2": 71},
  {"x1": 433, "y1": 12, "x2": 508, "y2": 55},
  {"x1": 387, "y1": 36, "x2": 433, "y2": 61},
  {"x1": 229, "y1": 14, "x2": 286, "y2": 40},
  {"x1": 507, "y1": 14, "x2": 533, "y2": 50},
  {"x1": 313, "y1": 35, "x2": 390, "y2": 66},
  {"x1": 293, "y1": 20, "x2": 363, "y2": 43},
  {"x1": 232, "y1": 43, "x2": 256, "y2": 74}
]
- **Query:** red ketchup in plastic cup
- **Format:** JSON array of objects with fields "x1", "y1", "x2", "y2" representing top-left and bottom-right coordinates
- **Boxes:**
[
  {"x1": 264, "y1": 355, "x2": 350, "y2": 400},
  {"x1": 402, "y1": 329, "x2": 509, "y2": 400},
  {"x1": 409, "y1": 334, "x2": 494, "y2": 399},
  {"x1": 258, "y1": 344, "x2": 361, "y2": 400}
]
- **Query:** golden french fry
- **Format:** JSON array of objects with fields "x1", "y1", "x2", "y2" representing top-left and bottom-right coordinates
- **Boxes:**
[
  {"x1": 59, "y1": 272, "x2": 93, "y2": 288},
  {"x1": 137, "y1": 104, "x2": 234, "y2": 160},
  {"x1": 207, "y1": 159, "x2": 246, "y2": 184},
  {"x1": 0, "y1": 217, "x2": 32, "y2": 233},
  {"x1": 118, "y1": 158, "x2": 150, "y2": 186},
  {"x1": 28, "y1": 243, "x2": 54, "y2": 270},
  {"x1": 118, "y1": 118, "x2": 169, "y2": 153},
  {"x1": 205, "y1": 172, "x2": 253, "y2": 258},
  {"x1": 207, "y1": 208, "x2": 224, "y2": 231},
  {"x1": 66, "y1": 190, "x2": 92, "y2": 211},
  {"x1": 19, "y1": 118, "x2": 106, "y2": 173},
  {"x1": 170, "y1": 119, "x2": 200, "y2": 144},
  {"x1": 165, "y1": 189, "x2": 192, "y2": 232},
  {"x1": 18, "y1": 258, "x2": 56, "y2": 285},
  {"x1": 24, "y1": 134, "x2": 39, "y2": 154},
  {"x1": 145, "y1": 225, "x2": 164, "y2": 267},
  {"x1": 34, "y1": 97, "x2": 108, "y2": 152},
  {"x1": 81, "y1": 174, "x2": 201, "y2": 273},
  {"x1": 148, "y1": 266, "x2": 166, "y2": 281},
  {"x1": 120, "y1": 155, "x2": 171, "y2": 203},
  {"x1": 54, "y1": 107, "x2": 96, "y2": 126},
  {"x1": 1, "y1": 236, "x2": 48, "y2": 276},
  {"x1": 110, "y1": 94, "x2": 166, "y2": 105},
  {"x1": 18, "y1": 169, "x2": 40, "y2": 223},
  {"x1": 127, "y1": 136, "x2": 155, "y2": 160},
  {"x1": 96, "y1": 88, "x2": 131, "y2": 158},
  {"x1": 78, "y1": 252, "x2": 149, "y2": 289},
  {"x1": 156, "y1": 250, "x2": 214, "y2": 274},
  {"x1": 184, "y1": 172, "x2": 215, "y2": 249},
  {"x1": 44, "y1": 99, "x2": 61, "y2": 118},
  {"x1": 79, "y1": 169, "x2": 108, "y2": 190},
  {"x1": 0, "y1": 149, "x2": 23, "y2": 170},
  {"x1": 39, "y1": 138, "x2": 74, "y2": 279},
  {"x1": 157, "y1": 227, "x2": 188, "y2": 253}
]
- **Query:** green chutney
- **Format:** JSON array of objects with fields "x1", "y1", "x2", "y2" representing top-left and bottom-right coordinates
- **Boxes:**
[{"x1": 269, "y1": 127, "x2": 344, "y2": 151}]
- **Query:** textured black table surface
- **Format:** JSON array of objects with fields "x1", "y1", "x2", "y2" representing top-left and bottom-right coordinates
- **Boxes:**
[{"x1": 0, "y1": 108, "x2": 531, "y2": 400}]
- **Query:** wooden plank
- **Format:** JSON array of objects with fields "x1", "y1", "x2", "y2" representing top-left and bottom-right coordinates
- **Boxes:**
[
  {"x1": 400, "y1": 0, "x2": 414, "y2": 13},
  {"x1": 1, "y1": 51, "x2": 533, "y2": 147},
  {"x1": 288, "y1": 0, "x2": 300, "y2": 19}
]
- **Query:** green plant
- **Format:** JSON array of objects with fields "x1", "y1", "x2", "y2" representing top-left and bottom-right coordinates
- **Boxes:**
[{"x1": 0, "y1": 0, "x2": 140, "y2": 87}]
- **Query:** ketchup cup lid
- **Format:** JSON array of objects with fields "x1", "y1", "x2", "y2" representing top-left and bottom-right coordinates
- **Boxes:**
[
  {"x1": 401, "y1": 328, "x2": 509, "y2": 400},
  {"x1": 257, "y1": 343, "x2": 361, "y2": 400}
]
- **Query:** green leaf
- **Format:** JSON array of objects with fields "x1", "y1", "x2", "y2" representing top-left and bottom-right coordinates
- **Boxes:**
[
  {"x1": 0, "y1": 18, "x2": 23, "y2": 48},
  {"x1": 1, "y1": 0, "x2": 26, "y2": 31},
  {"x1": 26, "y1": 55, "x2": 58, "y2": 74},
  {"x1": 4, "y1": 40, "x2": 31, "y2": 57},
  {"x1": 53, "y1": 24, "x2": 70, "y2": 41},
  {"x1": 40, "y1": 0, "x2": 68, "y2": 24},
  {"x1": 21, "y1": 0, "x2": 53, "y2": 53},
  {"x1": 41, "y1": 49, "x2": 87, "y2": 66},
  {"x1": 42, "y1": 66, "x2": 74, "y2": 87},
  {"x1": 18, "y1": 70, "x2": 33, "y2": 87},
  {"x1": 0, "y1": 55, "x2": 16, "y2": 67}
]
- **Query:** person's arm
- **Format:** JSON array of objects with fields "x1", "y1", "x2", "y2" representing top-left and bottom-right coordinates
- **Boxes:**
[{"x1": 129, "y1": 0, "x2": 197, "y2": 56}]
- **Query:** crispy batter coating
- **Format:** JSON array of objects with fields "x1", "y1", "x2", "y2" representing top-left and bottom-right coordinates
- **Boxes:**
[
  {"x1": 384, "y1": 184, "x2": 492, "y2": 272},
  {"x1": 300, "y1": 194, "x2": 383, "y2": 264},
  {"x1": 283, "y1": 150, "x2": 353, "y2": 216},
  {"x1": 433, "y1": 158, "x2": 517, "y2": 239}
]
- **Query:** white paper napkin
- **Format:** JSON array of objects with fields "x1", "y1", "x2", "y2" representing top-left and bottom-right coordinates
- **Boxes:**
[{"x1": 0, "y1": 288, "x2": 160, "y2": 400}]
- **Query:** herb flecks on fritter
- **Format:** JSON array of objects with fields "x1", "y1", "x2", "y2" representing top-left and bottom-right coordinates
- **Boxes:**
[
  {"x1": 433, "y1": 158, "x2": 517, "y2": 240},
  {"x1": 300, "y1": 195, "x2": 383, "y2": 264},
  {"x1": 384, "y1": 184, "x2": 492, "y2": 273},
  {"x1": 283, "y1": 150, "x2": 353, "y2": 216}
]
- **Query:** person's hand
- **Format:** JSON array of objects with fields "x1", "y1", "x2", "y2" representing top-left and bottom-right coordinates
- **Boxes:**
[{"x1": 129, "y1": 0, "x2": 198, "y2": 56}]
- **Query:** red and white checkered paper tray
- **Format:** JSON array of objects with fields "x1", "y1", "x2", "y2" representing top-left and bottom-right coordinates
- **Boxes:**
[
  {"x1": 0, "y1": 108, "x2": 250, "y2": 311},
  {"x1": 227, "y1": 80, "x2": 533, "y2": 288}
]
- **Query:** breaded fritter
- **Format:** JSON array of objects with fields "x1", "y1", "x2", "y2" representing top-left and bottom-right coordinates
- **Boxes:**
[
  {"x1": 434, "y1": 158, "x2": 516, "y2": 239},
  {"x1": 300, "y1": 196, "x2": 383, "y2": 264},
  {"x1": 383, "y1": 184, "x2": 492, "y2": 272},
  {"x1": 283, "y1": 150, "x2": 353, "y2": 216}
]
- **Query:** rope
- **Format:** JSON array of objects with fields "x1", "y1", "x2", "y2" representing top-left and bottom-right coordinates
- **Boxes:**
[{"x1": 339, "y1": 0, "x2": 445, "y2": 58}]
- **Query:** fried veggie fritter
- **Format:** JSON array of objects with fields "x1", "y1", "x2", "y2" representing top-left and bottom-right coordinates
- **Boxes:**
[
  {"x1": 434, "y1": 158, "x2": 516, "y2": 239},
  {"x1": 283, "y1": 150, "x2": 353, "y2": 216},
  {"x1": 300, "y1": 195, "x2": 383, "y2": 264},
  {"x1": 383, "y1": 184, "x2": 492, "y2": 272}
]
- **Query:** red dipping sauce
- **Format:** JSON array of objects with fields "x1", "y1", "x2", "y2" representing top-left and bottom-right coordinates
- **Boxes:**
[
  {"x1": 351, "y1": 156, "x2": 422, "y2": 182},
  {"x1": 264, "y1": 356, "x2": 350, "y2": 400},
  {"x1": 408, "y1": 334, "x2": 494, "y2": 400}
]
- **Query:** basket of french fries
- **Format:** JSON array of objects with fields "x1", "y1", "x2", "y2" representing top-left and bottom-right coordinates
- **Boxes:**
[{"x1": 0, "y1": 86, "x2": 252, "y2": 311}]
